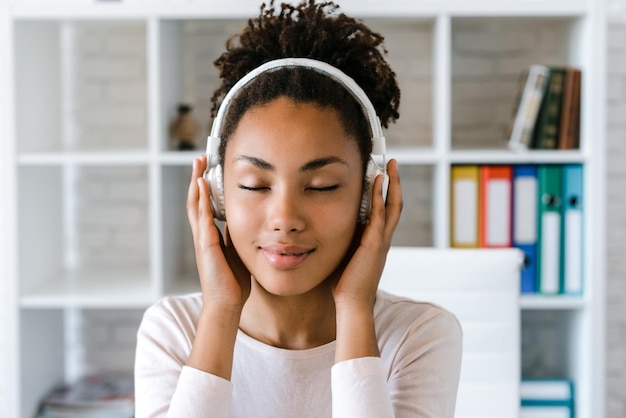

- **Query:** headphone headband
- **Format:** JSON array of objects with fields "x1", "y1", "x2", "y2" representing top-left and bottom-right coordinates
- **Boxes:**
[
  {"x1": 204, "y1": 57, "x2": 388, "y2": 223},
  {"x1": 207, "y1": 57, "x2": 386, "y2": 159}
]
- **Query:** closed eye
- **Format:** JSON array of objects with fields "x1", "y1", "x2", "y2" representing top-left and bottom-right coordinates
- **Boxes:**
[
  {"x1": 238, "y1": 184, "x2": 269, "y2": 191},
  {"x1": 307, "y1": 185, "x2": 340, "y2": 192}
]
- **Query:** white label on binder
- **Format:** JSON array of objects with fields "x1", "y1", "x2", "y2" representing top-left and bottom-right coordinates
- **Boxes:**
[
  {"x1": 520, "y1": 406, "x2": 570, "y2": 418},
  {"x1": 520, "y1": 380, "x2": 572, "y2": 399},
  {"x1": 514, "y1": 177, "x2": 538, "y2": 244},
  {"x1": 565, "y1": 210, "x2": 582, "y2": 293},
  {"x1": 454, "y1": 179, "x2": 477, "y2": 245},
  {"x1": 487, "y1": 179, "x2": 511, "y2": 246},
  {"x1": 541, "y1": 212, "x2": 561, "y2": 294}
]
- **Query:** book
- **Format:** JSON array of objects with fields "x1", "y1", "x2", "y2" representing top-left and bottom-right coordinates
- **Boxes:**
[
  {"x1": 450, "y1": 165, "x2": 480, "y2": 248},
  {"x1": 508, "y1": 65, "x2": 550, "y2": 151},
  {"x1": 37, "y1": 373, "x2": 134, "y2": 418},
  {"x1": 558, "y1": 68, "x2": 582, "y2": 150},
  {"x1": 532, "y1": 67, "x2": 566, "y2": 150}
]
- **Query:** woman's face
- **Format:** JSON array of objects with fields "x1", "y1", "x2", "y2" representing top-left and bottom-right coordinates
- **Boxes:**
[{"x1": 223, "y1": 96, "x2": 363, "y2": 297}]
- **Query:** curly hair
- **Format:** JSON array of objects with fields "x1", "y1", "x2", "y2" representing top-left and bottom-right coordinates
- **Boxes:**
[{"x1": 210, "y1": 0, "x2": 401, "y2": 172}]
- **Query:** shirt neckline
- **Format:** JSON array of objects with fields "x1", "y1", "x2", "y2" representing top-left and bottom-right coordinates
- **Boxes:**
[{"x1": 236, "y1": 328, "x2": 337, "y2": 360}]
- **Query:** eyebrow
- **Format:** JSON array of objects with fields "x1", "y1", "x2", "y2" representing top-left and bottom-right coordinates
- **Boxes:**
[{"x1": 234, "y1": 155, "x2": 350, "y2": 172}]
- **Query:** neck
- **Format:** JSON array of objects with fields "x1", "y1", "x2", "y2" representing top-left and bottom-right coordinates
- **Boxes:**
[{"x1": 239, "y1": 278, "x2": 337, "y2": 350}]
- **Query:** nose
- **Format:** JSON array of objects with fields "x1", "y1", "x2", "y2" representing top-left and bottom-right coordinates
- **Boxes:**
[{"x1": 267, "y1": 188, "x2": 306, "y2": 233}]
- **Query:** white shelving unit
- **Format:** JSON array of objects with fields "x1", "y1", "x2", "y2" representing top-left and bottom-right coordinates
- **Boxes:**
[{"x1": 0, "y1": 1, "x2": 606, "y2": 417}]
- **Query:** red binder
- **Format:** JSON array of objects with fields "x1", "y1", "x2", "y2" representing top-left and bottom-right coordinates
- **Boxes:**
[{"x1": 479, "y1": 166, "x2": 513, "y2": 248}]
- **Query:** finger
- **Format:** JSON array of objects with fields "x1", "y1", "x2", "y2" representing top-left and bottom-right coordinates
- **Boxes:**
[
  {"x1": 186, "y1": 157, "x2": 205, "y2": 232},
  {"x1": 382, "y1": 159, "x2": 403, "y2": 241},
  {"x1": 196, "y1": 176, "x2": 218, "y2": 249},
  {"x1": 364, "y1": 173, "x2": 387, "y2": 239}
]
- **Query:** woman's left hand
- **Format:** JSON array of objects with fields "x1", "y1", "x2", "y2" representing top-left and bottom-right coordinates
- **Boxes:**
[{"x1": 332, "y1": 159, "x2": 403, "y2": 311}]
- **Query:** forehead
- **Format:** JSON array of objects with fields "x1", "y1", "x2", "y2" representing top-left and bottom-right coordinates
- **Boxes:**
[{"x1": 225, "y1": 97, "x2": 361, "y2": 163}]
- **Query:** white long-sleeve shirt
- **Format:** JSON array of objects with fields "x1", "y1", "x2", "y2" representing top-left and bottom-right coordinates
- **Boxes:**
[{"x1": 134, "y1": 290, "x2": 462, "y2": 418}]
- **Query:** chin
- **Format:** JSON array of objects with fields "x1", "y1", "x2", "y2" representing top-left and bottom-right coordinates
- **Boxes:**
[{"x1": 252, "y1": 271, "x2": 330, "y2": 299}]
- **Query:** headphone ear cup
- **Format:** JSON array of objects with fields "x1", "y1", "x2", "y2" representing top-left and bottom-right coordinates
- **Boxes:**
[
  {"x1": 204, "y1": 164, "x2": 226, "y2": 221},
  {"x1": 358, "y1": 160, "x2": 378, "y2": 223}
]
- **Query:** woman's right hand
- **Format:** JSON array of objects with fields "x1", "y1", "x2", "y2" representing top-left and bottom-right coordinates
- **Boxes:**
[{"x1": 187, "y1": 155, "x2": 251, "y2": 312}]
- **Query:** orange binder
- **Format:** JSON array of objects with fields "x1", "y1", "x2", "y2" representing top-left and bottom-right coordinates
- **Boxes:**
[
  {"x1": 479, "y1": 165, "x2": 513, "y2": 248},
  {"x1": 450, "y1": 165, "x2": 480, "y2": 248}
]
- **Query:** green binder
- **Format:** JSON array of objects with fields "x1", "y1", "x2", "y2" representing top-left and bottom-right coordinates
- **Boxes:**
[{"x1": 537, "y1": 165, "x2": 562, "y2": 294}]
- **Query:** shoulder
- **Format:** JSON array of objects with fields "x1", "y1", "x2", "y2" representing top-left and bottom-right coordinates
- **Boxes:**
[
  {"x1": 139, "y1": 292, "x2": 203, "y2": 337},
  {"x1": 374, "y1": 289, "x2": 462, "y2": 354}
]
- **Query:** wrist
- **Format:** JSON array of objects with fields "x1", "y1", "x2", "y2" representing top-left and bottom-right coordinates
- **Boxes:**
[
  {"x1": 334, "y1": 293, "x2": 376, "y2": 315},
  {"x1": 188, "y1": 304, "x2": 242, "y2": 380},
  {"x1": 334, "y1": 304, "x2": 379, "y2": 362},
  {"x1": 199, "y1": 301, "x2": 243, "y2": 324}
]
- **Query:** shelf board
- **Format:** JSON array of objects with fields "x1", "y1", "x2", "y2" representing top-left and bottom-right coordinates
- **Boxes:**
[
  {"x1": 17, "y1": 150, "x2": 150, "y2": 165},
  {"x1": 449, "y1": 149, "x2": 587, "y2": 165},
  {"x1": 9, "y1": 1, "x2": 588, "y2": 20},
  {"x1": 20, "y1": 270, "x2": 156, "y2": 308},
  {"x1": 10, "y1": 2, "x2": 268, "y2": 19},
  {"x1": 520, "y1": 294, "x2": 587, "y2": 310},
  {"x1": 159, "y1": 150, "x2": 200, "y2": 165},
  {"x1": 165, "y1": 274, "x2": 201, "y2": 297},
  {"x1": 386, "y1": 147, "x2": 439, "y2": 165}
]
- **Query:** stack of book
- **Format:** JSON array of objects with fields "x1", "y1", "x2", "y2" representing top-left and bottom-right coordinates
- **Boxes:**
[
  {"x1": 450, "y1": 164, "x2": 583, "y2": 295},
  {"x1": 508, "y1": 65, "x2": 581, "y2": 151},
  {"x1": 520, "y1": 378, "x2": 574, "y2": 418},
  {"x1": 37, "y1": 373, "x2": 134, "y2": 418}
]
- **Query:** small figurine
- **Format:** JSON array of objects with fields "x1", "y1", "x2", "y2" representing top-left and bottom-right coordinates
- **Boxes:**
[{"x1": 170, "y1": 103, "x2": 200, "y2": 151}]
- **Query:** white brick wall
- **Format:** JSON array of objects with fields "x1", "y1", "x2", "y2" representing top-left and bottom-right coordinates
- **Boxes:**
[
  {"x1": 365, "y1": 19, "x2": 434, "y2": 148},
  {"x1": 66, "y1": 309, "x2": 144, "y2": 380},
  {"x1": 73, "y1": 166, "x2": 149, "y2": 272},
  {"x1": 69, "y1": 22, "x2": 147, "y2": 151},
  {"x1": 64, "y1": 22, "x2": 150, "y2": 274}
]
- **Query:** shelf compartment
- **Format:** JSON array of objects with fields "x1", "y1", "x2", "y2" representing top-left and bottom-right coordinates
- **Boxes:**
[
  {"x1": 158, "y1": 17, "x2": 434, "y2": 152},
  {"x1": 18, "y1": 165, "x2": 151, "y2": 307},
  {"x1": 393, "y1": 164, "x2": 435, "y2": 247},
  {"x1": 161, "y1": 165, "x2": 201, "y2": 296},
  {"x1": 521, "y1": 308, "x2": 589, "y2": 418},
  {"x1": 450, "y1": 16, "x2": 586, "y2": 151},
  {"x1": 14, "y1": 20, "x2": 148, "y2": 154},
  {"x1": 158, "y1": 19, "x2": 247, "y2": 153},
  {"x1": 363, "y1": 18, "x2": 435, "y2": 149},
  {"x1": 20, "y1": 309, "x2": 65, "y2": 418}
]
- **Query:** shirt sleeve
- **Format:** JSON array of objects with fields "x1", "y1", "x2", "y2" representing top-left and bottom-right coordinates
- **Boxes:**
[
  {"x1": 331, "y1": 357, "x2": 394, "y2": 418},
  {"x1": 386, "y1": 307, "x2": 463, "y2": 418},
  {"x1": 134, "y1": 299, "x2": 233, "y2": 418},
  {"x1": 331, "y1": 306, "x2": 462, "y2": 418}
]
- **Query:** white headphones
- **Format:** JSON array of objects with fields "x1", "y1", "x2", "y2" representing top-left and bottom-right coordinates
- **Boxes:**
[{"x1": 203, "y1": 57, "x2": 388, "y2": 223}]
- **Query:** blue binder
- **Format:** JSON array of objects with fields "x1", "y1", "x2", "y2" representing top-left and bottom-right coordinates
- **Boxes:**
[
  {"x1": 512, "y1": 165, "x2": 538, "y2": 293},
  {"x1": 560, "y1": 165, "x2": 583, "y2": 294}
]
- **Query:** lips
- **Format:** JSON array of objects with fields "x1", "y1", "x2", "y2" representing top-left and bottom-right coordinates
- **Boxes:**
[{"x1": 260, "y1": 244, "x2": 315, "y2": 270}]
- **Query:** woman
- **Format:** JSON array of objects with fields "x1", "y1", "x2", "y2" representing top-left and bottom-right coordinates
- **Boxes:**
[{"x1": 135, "y1": 1, "x2": 462, "y2": 417}]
